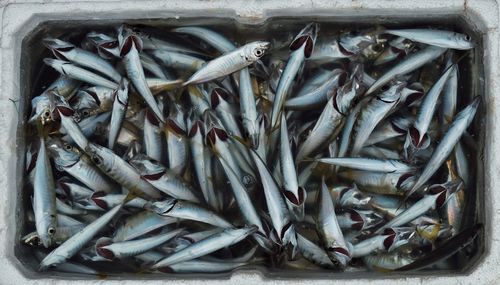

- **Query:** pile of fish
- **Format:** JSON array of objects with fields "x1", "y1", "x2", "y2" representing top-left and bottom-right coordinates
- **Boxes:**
[{"x1": 24, "y1": 23, "x2": 482, "y2": 275}]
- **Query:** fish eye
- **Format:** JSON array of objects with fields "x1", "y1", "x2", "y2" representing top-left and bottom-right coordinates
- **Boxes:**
[
  {"x1": 48, "y1": 227, "x2": 56, "y2": 236},
  {"x1": 254, "y1": 49, "x2": 263, "y2": 57},
  {"x1": 371, "y1": 43, "x2": 384, "y2": 53},
  {"x1": 64, "y1": 144, "x2": 72, "y2": 150},
  {"x1": 43, "y1": 111, "x2": 51, "y2": 118},
  {"x1": 380, "y1": 85, "x2": 390, "y2": 92},
  {"x1": 464, "y1": 35, "x2": 472, "y2": 41},
  {"x1": 92, "y1": 155, "x2": 102, "y2": 165},
  {"x1": 82, "y1": 110, "x2": 90, "y2": 117}
]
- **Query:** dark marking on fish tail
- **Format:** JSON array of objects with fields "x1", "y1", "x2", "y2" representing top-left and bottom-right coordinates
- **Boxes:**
[
  {"x1": 284, "y1": 190, "x2": 300, "y2": 206},
  {"x1": 146, "y1": 109, "x2": 161, "y2": 126},
  {"x1": 56, "y1": 106, "x2": 75, "y2": 117},
  {"x1": 120, "y1": 37, "x2": 134, "y2": 57},
  {"x1": 290, "y1": 35, "x2": 308, "y2": 51}
]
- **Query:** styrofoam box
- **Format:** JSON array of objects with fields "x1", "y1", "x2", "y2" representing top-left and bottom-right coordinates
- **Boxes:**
[{"x1": 0, "y1": 0, "x2": 499, "y2": 284}]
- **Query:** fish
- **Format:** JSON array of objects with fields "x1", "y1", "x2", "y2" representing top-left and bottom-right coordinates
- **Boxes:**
[
  {"x1": 118, "y1": 25, "x2": 164, "y2": 122},
  {"x1": 406, "y1": 97, "x2": 480, "y2": 199},
  {"x1": 271, "y1": 23, "x2": 318, "y2": 127},
  {"x1": 151, "y1": 226, "x2": 258, "y2": 269},
  {"x1": 44, "y1": 38, "x2": 122, "y2": 82},
  {"x1": 33, "y1": 136, "x2": 57, "y2": 248},
  {"x1": 184, "y1": 41, "x2": 270, "y2": 85},
  {"x1": 39, "y1": 205, "x2": 122, "y2": 270},
  {"x1": 384, "y1": 29, "x2": 475, "y2": 50},
  {"x1": 108, "y1": 78, "x2": 129, "y2": 149},
  {"x1": 366, "y1": 45, "x2": 447, "y2": 95}
]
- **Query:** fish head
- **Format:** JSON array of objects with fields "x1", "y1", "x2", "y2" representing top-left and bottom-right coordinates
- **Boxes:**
[
  {"x1": 46, "y1": 138, "x2": 80, "y2": 169},
  {"x1": 43, "y1": 38, "x2": 75, "y2": 61},
  {"x1": 243, "y1": 41, "x2": 271, "y2": 62},
  {"x1": 85, "y1": 143, "x2": 114, "y2": 172},
  {"x1": 37, "y1": 221, "x2": 56, "y2": 248},
  {"x1": 453, "y1": 33, "x2": 476, "y2": 50}
]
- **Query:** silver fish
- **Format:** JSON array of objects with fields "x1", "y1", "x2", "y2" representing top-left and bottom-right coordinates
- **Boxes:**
[
  {"x1": 44, "y1": 58, "x2": 118, "y2": 89},
  {"x1": 316, "y1": 157, "x2": 416, "y2": 173},
  {"x1": 315, "y1": 178, "x2": 352, "y2": 267},
  {"x1": 385, "y1": 29, "x2": 475, "y2": 50},
  {"x1": 44, "y1": 38, "x2": 122, "y2": 82},
  {"x1": 148, "y1": 199, "x2": 232, "y2": 228},
  {"x1": 33, "y1": 136, "x2": 57, "y2": 248},
  {"x1": 39, "y1": 205, "x2": 122, "y2": 270},
  {"x1": 279, "y1": 115, "x2": 306, "y2": 220},
  {"x1": 250, "y1": 150, "x2": 296, "y2": 247},
  {"x1": 285, "y1": 68, "x2": 347, "y2": 110},
  {"x1": 172, "y1": 26, "x2": 236, "y2": 53},
  {"x1": 271, "y1": 23, "x2": 318, "y2": 127},
  {"x1": 239, "y1": 68, "x2": 260, "y2": 148},
  {"x1": 339, "y1": 170, "x2": 415, "y2": 196},
  {"x1": 108, "y1": 78, "x2": 129, "y2": 149},
  {"x1": 296, "y1": 78, "x2": 360, "y2": 162},
  {"x1": 184, "y1": 41, "x2": 269, "y2": 85},
  {"x1": 165, "y1": 104, "x2": 188, "y2": 176},
  {"x1": 113, "y1": 211, "x2": 176, "y2": 242},
  {"x1": 55, "y1": 99, "x2": 89, "y2": 150},
  {"x1": 143, "y1": 109, "x2": 164, "y2": 162},
  {"x1": 187, "y1": 118, "x2": 220, "y2": 210},
  {"x1": 377, "y1": 180, "x2": 462, "y2": 233},
  {"x1": 405, "y1": 65, "x2": 456, "y2": 155},
  {"x1": 97, "y1": 228, "x2": 183, "y2": 260},
  {"x1": 131, "y1": 156, "x2": 199, "y2": 203},
  {"x1": 85, "y1": 142, "x2": 161, "y2": 199},
  {"x1": 150, "y1": 49, "x2": 206, "y2": 71},
  {"x1": 151, "y1": 226, "x2": 257, "y2": 269},
  {"x1": 366, "y1": 45, "x2": 447, "y2": 94},
  {"x1": 47, "y1": 139, "x2": 116, "y2": 193},
  {"x1": 118, "y1": 25, "x2": 164, "y2": 122},
  {"x1": 407, "y1": 97, "x2": 480, "y2": 198},
  {"x1": 159, "y1": 260, "x2": 246, "y2": 273},
  {"x1": 350, "y1": 81, "x2": 405, "y2": 155}
]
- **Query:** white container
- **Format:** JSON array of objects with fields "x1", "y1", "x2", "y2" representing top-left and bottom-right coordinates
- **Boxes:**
[{"x1": 0, "y1": 0, "x2": 498, "y2": 284}]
